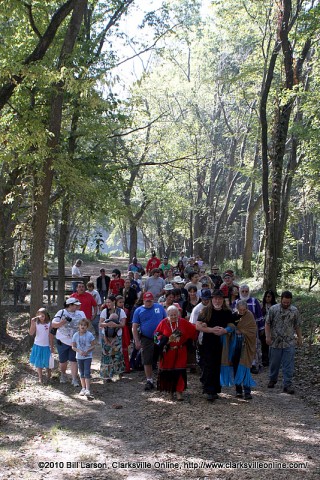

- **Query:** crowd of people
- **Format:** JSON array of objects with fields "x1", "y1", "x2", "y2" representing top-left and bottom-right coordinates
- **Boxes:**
[{"x1": 29, "y1": 252, "x2": 302, "y2": 402}]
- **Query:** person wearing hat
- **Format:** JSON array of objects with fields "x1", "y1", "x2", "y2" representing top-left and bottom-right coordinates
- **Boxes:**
[
  {"x1": 189, "y1": 289, "x2": 213, "y2": 325},
  {"x1": 132, "y1": 292, "x2": 166, "y2": 391},
  {"x1": 51, "y1": 297, "x2": 86, "y2": 386},
  {"x1": 146, "y1": 251, "x2": 161, "y2": 276},
  {"x1": 159, "y1": 285, "x2": 182, "y2": 313},
  {"x1": 209, "y1": 266, "x2": 223, "y2": 289},
  {"x1": 158, "y1": 283, "x2": 174, "y2": 304},
  {"x1": 196, "y1": 290, "x2": 233, "y2": 401}
]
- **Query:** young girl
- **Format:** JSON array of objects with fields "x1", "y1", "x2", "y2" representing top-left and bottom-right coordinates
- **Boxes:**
[
  {"x1": 72, "y1": 319, "x2": 95, "y2": 397},
  {"x1": 29, "y1": 308, "x2": 54, "y2": 383}
]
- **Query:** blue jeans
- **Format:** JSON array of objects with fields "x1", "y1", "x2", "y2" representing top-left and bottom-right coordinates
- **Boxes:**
[
  {"x1": 269, "y1": 346, "x2": 295, "y2": 387},
  {"x1": 77, "y1": 358, "x2": 92, "y2": 378},
  {"x1": 99, "y1": 290, "x2": 107, "y2": 303}
]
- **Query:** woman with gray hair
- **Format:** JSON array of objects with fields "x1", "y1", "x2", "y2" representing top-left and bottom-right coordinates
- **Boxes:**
[
  {"x1": 154, "y1": 305, "x2": 197, "y2": 401},
  {"x1": 227, "y1": 300, "x2": 257, "y2": 399}
]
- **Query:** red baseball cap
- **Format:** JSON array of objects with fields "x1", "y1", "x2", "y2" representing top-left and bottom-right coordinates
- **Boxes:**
[{"x1": 143, "y1": 292, "x2": 154, "y2": 300}]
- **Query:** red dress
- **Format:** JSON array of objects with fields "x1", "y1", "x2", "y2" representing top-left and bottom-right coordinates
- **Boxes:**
[{"x1": 155, "y1": 318, "x2": 197, "y2": 393}]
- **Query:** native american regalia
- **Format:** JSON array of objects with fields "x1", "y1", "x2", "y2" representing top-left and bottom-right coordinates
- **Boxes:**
[
  {"x1": 220, "y1": 310, "x2": 257, "y2": 388},
  {"x1": 154, "y1": 317, "x2": 197, "y2": 393}
]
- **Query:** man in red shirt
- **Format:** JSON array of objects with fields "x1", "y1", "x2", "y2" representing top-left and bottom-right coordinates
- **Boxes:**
[
  {"x1": 108, "y1": 269, "x2": 125, "y2": 295},
  {"x1": 146, "y1": 251, "x2": 161, "y2": 276},
  {"x1": 71, "y1": 282, "x2": 97, "y2": 320}
]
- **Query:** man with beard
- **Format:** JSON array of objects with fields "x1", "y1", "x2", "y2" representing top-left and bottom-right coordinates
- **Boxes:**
[
  {"x1": 265, "y1": 291, "x2": 302, "y2": 394},
  {"x1": 232, "y1": 284, "x2": 264, "y2": 374}
]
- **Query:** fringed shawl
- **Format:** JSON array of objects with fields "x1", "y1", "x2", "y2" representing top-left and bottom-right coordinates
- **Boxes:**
[
  {"x1": 236, "y1": 310, "x2": 257, "y2": 368},
  {"x1": 220, "y1": 310, "x2": 257, "y2": 388}
]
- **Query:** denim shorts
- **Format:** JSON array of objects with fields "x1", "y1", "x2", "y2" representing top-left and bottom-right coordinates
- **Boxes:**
[
  {"x1": 77, "y1": 358, "x2": 92, "y2": 378},
  {"x1": 56, "y1": 340, "x2": 77, "y2": 363}
]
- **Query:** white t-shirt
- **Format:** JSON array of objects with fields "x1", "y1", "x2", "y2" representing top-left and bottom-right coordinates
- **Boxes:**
[
  {"x1": 100, "y1": 308, "x2": 126, "y2": 337},
  {"x1": 72, "y1": 265, "x2": 81, "y2": 277},
  {"x1": 34, "y1": 322, "x2": 51, "y2": 347},
  {"x1": 189, "y1": 302, "x2": 206, "y2": 324},
  {"x1": 53, "y1": 309, "x2": 86, "y2": 346},
  {"x1": 72, "y1": 331, "x2": 95, "y2": 360},
  {"x1": 87, "y1": 289, "x2": 102, "y2": 313}
]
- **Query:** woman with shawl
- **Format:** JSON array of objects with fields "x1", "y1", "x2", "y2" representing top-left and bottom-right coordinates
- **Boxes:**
[
  {"x1": 154, "y1": 305, "x2": 197, "y2": 401},
  {"x1": 221, "y1": 299, "x2": 257, "y2": 400}
]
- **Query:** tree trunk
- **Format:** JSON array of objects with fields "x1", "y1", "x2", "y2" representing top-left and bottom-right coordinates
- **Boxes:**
[
  {"x1": 30, "y1": 1, "x2": 87, "y2": 316},
  {"x1": 57, "y1": 197, "x2": 70, "y2": 308},
  {"x1": 129, "y1": 221, "x2": 138, "y2": 260},
  {"x1": 261, "y1": 1, "x2": 311, "y2": 291}
]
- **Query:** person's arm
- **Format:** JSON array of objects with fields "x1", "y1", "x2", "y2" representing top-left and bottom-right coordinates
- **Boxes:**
[
  {"x1": 49, "y1": 328, "x2": 55, "y2": 352},
  {"x1": 83, "y1": 337, "x2": 96, "y2": 356},
  {"x1": 29, "y1": 317, "x2": 37, "y2": 335},
  {"x1": 196, "y1": 320, "x2": 215, "y2": 333},
  {"x1": 91, "y1": 305, "x2": 97, "y2": 320},
  {"x1": 295, "y1": 326, "x2": 302, "y2": 347},
  {"x1": 132, "y1": 322, "x2": 141, "y2": 350},
  {"x1": 265, "y1": 321, "x2": 272, "y2": 345},
  {"x1": 52, "y1": 312, "x2": 67, "y2": 328}
]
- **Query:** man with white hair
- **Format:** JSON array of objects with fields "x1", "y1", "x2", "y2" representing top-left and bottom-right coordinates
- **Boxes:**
[{"x1": 232, "y1": 284, "x2": 264, "y2": 374}]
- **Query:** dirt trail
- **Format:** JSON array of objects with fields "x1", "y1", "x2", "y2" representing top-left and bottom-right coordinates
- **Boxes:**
[
  {"x1": 1, "y1": 258, "x2": 319, "y2": 479},
  {"x1": 1, "y1": 343, "x2": 319, "y2": 480}
]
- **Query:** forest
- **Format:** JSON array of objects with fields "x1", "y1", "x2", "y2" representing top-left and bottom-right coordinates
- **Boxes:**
[{"x1": 1, "y1": 0, "x2": 320, "y2": 319}]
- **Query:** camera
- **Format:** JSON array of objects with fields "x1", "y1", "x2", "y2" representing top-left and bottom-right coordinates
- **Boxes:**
[{"x1": 64, "y1": 315, "x2": 73, "y2": 323}]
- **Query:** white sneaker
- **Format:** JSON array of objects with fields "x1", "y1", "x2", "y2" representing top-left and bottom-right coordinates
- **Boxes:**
[
  {"x1": 79, "y1": 388, "x2": 86, "y2": 396},
  {"x1": 71, "y1": 378, "x2": 80, "y2": 387},
  {"x1": 60, "y1": 373, "x2": 68, "y2": 384},
  {"x1": 84, "y1": 389, "x2": 91, "y2": 396}
]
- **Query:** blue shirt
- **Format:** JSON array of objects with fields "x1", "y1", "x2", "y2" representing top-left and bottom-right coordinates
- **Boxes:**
[
  {"x1": 132, "y1": 303, "x2": 166, "y2": 338},
  {"x1": 72, "y1": 331, "x2": 95, "y2": 360}
]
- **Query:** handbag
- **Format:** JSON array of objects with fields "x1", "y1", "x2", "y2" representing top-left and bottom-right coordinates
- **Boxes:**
[{"x1": 49, "y1": 354, "x2": 55, "y2": 369}]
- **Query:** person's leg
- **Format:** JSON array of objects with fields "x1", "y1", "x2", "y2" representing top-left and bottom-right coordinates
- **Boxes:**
[
  {"x1": 84, "y1": 358, "x2": 92, "y2": 393},
  {"x1": 268, "y1": 347, "x2": 282, "y2": 383},
  {"x1": 282, "y1": 345, "x2": 295, "y2": 389},
  {"x1": 56, "y1": 341, "x2": 69, "y2": 382},
  {"x1": 37, "y1": 367, "x2": 43, "y2": 383},
  {"x1": 144, "y1": 364, "x2": 153, "y2": 379},
  {"x1": 46, "y1": 368, "x2": 51, "y2": 380},
  {"x1": 233, "y1": 342, "x2": 242, "y2": 396},
  {"x1": 70, "y1": 361, "x2": 78, "y2": 378},
  {"x1": 141, "y1": 337, "x2": 155, "y2": 389},
  {"x1": 78, "y1": 359, "x2": 85, "y2": 388}
]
